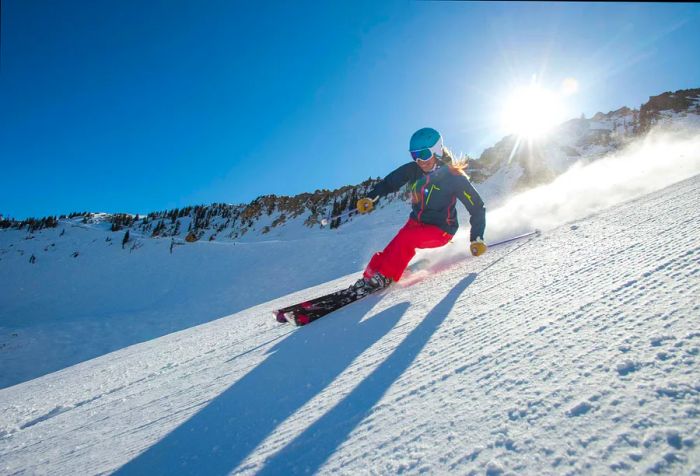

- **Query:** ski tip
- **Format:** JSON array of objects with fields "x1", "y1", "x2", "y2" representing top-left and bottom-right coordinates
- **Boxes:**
[
  {"x1": 274, "y1": 310, "x2": 302, "y2": 326},
  {"x1": 273, "y1": 310, "x2": 288, "y2": 324}
]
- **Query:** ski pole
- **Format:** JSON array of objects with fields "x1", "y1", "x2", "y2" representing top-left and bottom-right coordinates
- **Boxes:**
[
  {"x1": 321, "y1": 197, "x2": 378, "y2": 227},
  {"x1": 487, "y1": 229, "x2": 540, "y2": 248},
  {"x1": 321, "y1": 208, "x2": 356, "y2": 227}
]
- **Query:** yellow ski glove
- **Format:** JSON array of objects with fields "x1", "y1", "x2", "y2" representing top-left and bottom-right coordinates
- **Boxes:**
[
  {"x1": 470, "y1": 239, "x2": 487, "y2": 257},
  {"x1": 356, "y1": 197, "x2": 374, "y2": 214}
]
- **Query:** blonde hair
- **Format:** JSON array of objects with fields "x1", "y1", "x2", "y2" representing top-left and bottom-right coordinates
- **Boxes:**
[{"x1": 441, "y1": 146, "x2": 470, "y2": 176}]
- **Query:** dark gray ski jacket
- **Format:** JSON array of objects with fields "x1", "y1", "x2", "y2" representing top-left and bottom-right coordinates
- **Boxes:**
[{"x1": 368, "y1": 161, "x2": 486, "y2": 241}]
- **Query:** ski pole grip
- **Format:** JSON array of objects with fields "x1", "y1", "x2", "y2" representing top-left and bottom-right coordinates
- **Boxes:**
[
  {"x1": 470, "y1": 240, "x2": 487, "y2": 256},
  {"x1": 356, "y1": 197, "x2": 374, "y2": 214}
]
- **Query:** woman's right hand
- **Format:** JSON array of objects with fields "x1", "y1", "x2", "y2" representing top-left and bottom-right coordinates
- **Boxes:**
[{"x1": 356, "y1": 198, "x2": 374, "y2": 214}]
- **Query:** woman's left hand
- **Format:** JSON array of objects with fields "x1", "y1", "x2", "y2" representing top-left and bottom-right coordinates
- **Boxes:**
[{"x1": 470, "y1": 239, "x2": 487, "y2": 256}]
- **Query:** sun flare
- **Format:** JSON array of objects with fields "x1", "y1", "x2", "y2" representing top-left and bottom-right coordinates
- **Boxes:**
[{"x1": 501, "y1": 85, "x2": 566, "y2": 139}]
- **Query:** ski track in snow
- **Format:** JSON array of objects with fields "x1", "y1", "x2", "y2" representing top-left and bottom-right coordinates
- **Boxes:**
[{"x1": 0, "y1": 174, "x2": 698, "y2": 474}]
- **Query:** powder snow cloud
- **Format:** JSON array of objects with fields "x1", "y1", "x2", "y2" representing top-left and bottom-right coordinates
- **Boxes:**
[{"x1": 486, "y1": 125, "x2": 700, "y2": 241}]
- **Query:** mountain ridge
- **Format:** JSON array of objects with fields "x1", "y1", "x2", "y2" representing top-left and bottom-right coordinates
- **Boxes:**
[{"x1": 1, "y1": 87, "x2": 698, "y2": 244}]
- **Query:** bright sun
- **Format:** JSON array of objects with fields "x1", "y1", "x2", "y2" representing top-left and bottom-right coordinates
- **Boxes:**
[{"x1": 501, "y1": 85, "x2": 565, "y2": 139}]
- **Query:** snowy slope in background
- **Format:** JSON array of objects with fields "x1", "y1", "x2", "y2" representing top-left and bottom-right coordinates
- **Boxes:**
[
  {"x1": 1, "y1": 172, "x2": 698, "y2": 475},
  {"x1": 0, "y1": 201, "x2": 406, "y2": 389}
]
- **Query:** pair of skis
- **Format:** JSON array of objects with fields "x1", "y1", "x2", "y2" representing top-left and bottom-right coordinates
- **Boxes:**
[
  {"x1": 273, "y1": 282, "x2": 384, "y2": 326},
  {"x1": 273, "y1": 229, "x2": 540, "y2": 327}
]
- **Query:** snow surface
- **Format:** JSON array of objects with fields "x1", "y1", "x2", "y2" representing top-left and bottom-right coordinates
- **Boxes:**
[{"x1": 1, "y1": 127, "x2": 700, "y2": 474}]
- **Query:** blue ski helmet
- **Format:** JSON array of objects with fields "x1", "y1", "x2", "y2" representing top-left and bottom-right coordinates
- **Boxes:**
[{"x1": 409, "y1": 127, "x2": 443, "y2": 161}]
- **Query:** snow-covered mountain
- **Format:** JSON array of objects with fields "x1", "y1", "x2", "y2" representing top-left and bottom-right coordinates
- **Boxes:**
[
  {"x1": 475, "y1": 88, "x2": 700, "y2": 201},
  {"x1": 3, "y1": 88, "x2": 699, "y2": 243},
  {"x1": 1, "y1": 89, "x2": 700, "y2": 390},
  {"x1": 1, "y1": 86, "x2": 700, "y2": 474},
  {"x1": 1, "y1": 149, "x2": 699, "y2": 475}
]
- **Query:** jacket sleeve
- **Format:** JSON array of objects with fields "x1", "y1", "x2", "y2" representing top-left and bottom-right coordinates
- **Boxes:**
[
  {"x1": 367, "y1": 162, "x2": 419, "y2": 200},
  {"x1": 455, "y1": 173, "x2": 486, "y2": 241}
]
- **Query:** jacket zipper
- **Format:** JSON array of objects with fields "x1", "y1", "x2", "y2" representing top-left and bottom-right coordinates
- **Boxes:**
[{"x1": 417, "y1": 174, "x2": 430, "y2": 222}]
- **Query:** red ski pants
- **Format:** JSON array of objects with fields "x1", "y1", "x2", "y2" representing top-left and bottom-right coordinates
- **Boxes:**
[{"x1": 363, "y1": 219, "x2": 453, "y2": 282}]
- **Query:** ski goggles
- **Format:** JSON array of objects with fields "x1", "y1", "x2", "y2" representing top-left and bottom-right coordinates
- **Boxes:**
[{"x1": 410, "y1": 138, "x2": 443, "y2": 162}]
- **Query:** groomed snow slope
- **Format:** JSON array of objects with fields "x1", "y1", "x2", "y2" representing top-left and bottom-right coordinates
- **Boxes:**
[{"x1": 1, "y1": 172, "x2": 699, "y2": 474}]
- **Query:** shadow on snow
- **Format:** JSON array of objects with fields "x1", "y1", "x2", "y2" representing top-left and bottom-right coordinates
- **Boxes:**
[
  {"x1": 258, "y1": 273, "x2": 477, "y2": 474},
  {"x1": 115, "y1": 273, "x2": 477, "y2": 475}
]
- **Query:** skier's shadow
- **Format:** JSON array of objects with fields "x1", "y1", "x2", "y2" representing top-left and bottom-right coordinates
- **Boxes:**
[
  {"x1": 114, "y1": 295, "x2": 410, "y2": 475},
  {"x1": 258, "y1": 273, "x2": 477, "y2": 475}
]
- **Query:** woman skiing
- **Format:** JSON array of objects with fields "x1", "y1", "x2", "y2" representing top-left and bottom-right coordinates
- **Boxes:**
[{"x1": 354, "y1": 127, "x2": 487, "y2": 292}]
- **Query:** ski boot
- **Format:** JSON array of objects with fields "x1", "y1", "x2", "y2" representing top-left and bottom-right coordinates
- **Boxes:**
[{"x1": 352, "y1": 272, "x2": 393, "y2": 296}]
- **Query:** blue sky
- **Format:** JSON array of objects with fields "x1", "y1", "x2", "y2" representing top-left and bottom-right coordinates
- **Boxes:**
[{"x1": 2, "y1": 1, "x2": 699, "y2": 219}]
